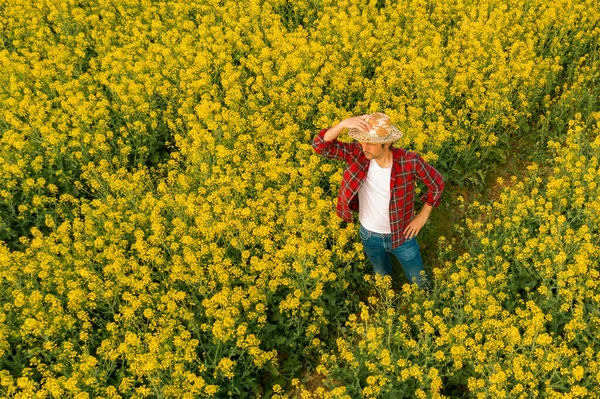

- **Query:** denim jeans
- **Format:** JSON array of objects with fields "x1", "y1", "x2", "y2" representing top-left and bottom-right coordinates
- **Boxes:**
[{"x1": 359, "y1": 224, "x2": 429, "y2": 288}]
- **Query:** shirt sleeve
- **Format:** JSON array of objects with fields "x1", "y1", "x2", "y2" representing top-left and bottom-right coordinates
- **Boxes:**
[
  {"x1": 312, "y1": 128, "x2": 354, "y2": 162},
  {"x1": 414, "y1": 154, "x2": 445, "y2": 207}
]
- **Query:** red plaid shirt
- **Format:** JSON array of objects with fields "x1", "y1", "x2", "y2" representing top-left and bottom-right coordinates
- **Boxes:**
[{"x1": 313, "y1": 128, "x2": 445, "y2": 249}]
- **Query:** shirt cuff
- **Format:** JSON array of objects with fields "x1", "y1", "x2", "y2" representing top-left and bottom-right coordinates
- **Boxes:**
[
  {"x1": 421, "y1": 194, "x2": 442, "y2": 207},
  {"x1": 312, "y1": 128, "x2": 331, "y2": 152}
]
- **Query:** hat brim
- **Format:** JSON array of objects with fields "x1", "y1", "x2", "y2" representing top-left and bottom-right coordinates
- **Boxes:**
[{"x1": 348, "y1": 125, "x2": 403, "y2": 143}]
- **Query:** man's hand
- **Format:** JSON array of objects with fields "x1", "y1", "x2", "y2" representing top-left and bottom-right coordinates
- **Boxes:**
[
  {"x1": 404, "y1": 204, "x2": 433, "y2": 239},
  {"x1": 324, "y1": 115, "x2": 371, "y2": 141},
  {"x1": 340, "y1": 115, "x2": 371, "y2": 132}
]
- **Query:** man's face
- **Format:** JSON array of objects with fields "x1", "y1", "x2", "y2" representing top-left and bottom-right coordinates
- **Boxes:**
[{"x1": 360, "y1": 142, "x2": 387, "y2": 160}]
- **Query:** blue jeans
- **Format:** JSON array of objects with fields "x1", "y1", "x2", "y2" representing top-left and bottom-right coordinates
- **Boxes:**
[{"x1": 359, "y1": 224, "x2": 429, "y2": 288}]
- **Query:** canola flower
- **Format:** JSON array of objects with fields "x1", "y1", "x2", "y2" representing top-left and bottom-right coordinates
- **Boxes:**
[{"x1": 0, "y1": 0, "x2": 598, "y2": 397}]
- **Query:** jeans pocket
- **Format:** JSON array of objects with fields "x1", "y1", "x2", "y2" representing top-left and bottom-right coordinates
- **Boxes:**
[{"x1": 359, "y1": 225, "x2": 371, "y2": 241}]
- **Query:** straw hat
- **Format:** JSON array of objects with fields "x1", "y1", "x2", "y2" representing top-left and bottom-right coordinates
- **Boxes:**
[{"x1": 348, "y1": 112, "x2": 403, "y2": 143}]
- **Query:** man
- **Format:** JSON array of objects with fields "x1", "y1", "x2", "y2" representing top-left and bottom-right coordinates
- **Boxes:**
[{"x1": 312, "y1": 112, "x2": 445, "y2": 288}]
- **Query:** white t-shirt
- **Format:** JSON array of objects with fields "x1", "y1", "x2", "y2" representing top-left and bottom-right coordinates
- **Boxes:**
[{"x1": 358, "y1": 159, "x2": 392, "y2": 234}]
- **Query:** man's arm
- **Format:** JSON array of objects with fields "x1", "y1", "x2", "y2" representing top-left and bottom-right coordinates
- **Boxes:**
[
  {"x1": 312, "y1": 115, "x2": 371, "y2": 160},
  {"x1": 404, "y1": 155, "x2": 445, "y2": 239}
]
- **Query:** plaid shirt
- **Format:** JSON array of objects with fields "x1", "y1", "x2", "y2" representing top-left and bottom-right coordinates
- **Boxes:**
[{"x1": 313, "y1": 128, "x2": 445, "y2": 249}]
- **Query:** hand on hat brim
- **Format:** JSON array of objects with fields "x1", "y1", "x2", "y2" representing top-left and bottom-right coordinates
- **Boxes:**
[{"x1": 340, "y1": 115, "x2": 372, "y2": 133}]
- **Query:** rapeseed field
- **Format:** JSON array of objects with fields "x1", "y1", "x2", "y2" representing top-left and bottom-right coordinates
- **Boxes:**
[{"x1": 0, "y1": 0, "x2": 598, "y2": 397}]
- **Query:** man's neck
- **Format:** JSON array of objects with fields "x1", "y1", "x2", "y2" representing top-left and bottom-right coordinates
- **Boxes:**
[{"x1": 374, "y1": 149, "x2": 392, "y2": 168}]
